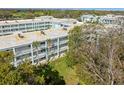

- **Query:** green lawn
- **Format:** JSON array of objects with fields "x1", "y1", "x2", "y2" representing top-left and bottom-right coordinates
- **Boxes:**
[{"x1": 49, "y1": 56, "x2": 79, "y2": 85}]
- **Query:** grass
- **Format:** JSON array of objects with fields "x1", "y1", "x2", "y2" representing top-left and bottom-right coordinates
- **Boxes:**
[{"x1": 49, "y1": 56, "x2": 79, "y2": 85}]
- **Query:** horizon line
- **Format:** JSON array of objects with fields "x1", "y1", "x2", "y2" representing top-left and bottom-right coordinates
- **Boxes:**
[{"x1": 0, "y1": 8, "x2": 124, "y2": 11}]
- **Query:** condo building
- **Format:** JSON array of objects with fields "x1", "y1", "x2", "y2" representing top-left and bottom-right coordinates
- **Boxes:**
[
  {"x1": 0, "y1": 29, "x2": 69, "y2": 66},
  {"x1": 81, "y1": 14, "x2": 98, "y2": 23},
  {"x1": 81, "y1": 14, "x2": 124, "y2": 25},
  {"x1": 0, "y1": 16, "x2": 77, "y2": 36},
  {"x1": 99, "y1": 14, "x2": 119, "y2": 24},
  {"x1": 0, "y1": 16, "x2": 79, "y2": 66}
]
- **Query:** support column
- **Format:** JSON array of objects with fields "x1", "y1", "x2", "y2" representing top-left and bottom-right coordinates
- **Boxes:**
[
  {"x1": 17, "y1": 23, "x2": 19, "y2": 32},
  {"x1": 31, "y1": 43, "x2": 34, "y2": 64},
  {"x1": 34, "y1": 22, "x2": 36, "y2": 31},
  {"x1": 32, "y1": 22, "x2": 34, "y2": 31},
  {"x1": 0, "y1": 26, "x2": 2, "y2": 36},
  {"x1": 13, "y1": 48, "x2": 17, "y2": 67},
  {"x1": 9, "y1": 25, "x2": 11, "y2": 34},
  {"x1": 25, "y1": 24, "x2": 27, "y2": 32},
  {"x1": 57, "y1": 38, "x2": 60, "y2": 57},
  {"x1": 45, "y1": 41, "x2": 48, "y2": 61}
]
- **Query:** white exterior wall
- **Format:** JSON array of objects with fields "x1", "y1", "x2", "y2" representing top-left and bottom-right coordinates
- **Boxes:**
[
  {"x1": 0, "y1": 21, "x2": 53, "y2": 36},
  {"x1": 0, "y1": 16, "x2": 78, "y2": 66},
  {"x1": 0, "y1": 35, "x2": 68, "y2": 66}
]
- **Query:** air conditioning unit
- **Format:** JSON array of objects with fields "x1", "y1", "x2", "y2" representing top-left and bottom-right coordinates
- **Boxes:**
[
  {"x1": 41, "y1": 31, "x2": 46, "y2": 35},
  {"x1": 14, "y1": 32, "x2": 24, "y2": 38},
  {"x1": 18, "y1": 33, "x2": 24, "y2": 38}
]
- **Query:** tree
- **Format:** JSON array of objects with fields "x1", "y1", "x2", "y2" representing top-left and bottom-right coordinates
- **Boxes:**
[
  {"x1": 16, "y1": 61, "x2": 35, "y2": 84},
  {"x1": 34, "y1": 64, "x2": 65, "y2": 85},
  {"x1": 68, "y1": 24, "x2": 124, "y2": 84},
  {"x1": 1, "y1": 70, "x2": 23, "y2": 85},
  {"x1": 0, "y1": 51, "x2": 14, "y2": 63},
  {"x1": 0, "y1": 10, "x2": 13, "y2": 20},
  {"x1": 0, "y1": 62, "x2": 13, "y2": 84}
]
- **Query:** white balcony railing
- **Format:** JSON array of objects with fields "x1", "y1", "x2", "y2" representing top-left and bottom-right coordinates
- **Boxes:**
[
  {"x1": 33, "y1": 52, "x2": 46, "y2": 60},
  {"x1": 59, "y1": 40, "x2": 68, "y2": 44},
  {"x1": 16, "y1": 49, "x2": 31, "y2": 56},
  {"x1": 60, "y1": 46, "x2": 68, "y2": 51}
]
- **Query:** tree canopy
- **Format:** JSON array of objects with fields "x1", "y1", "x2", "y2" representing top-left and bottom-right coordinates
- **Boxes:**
[
  {"x1": 67, "y1": 24, "x2": 124, "y2": 84},
  {"x1": 0, "y1": 9, "x2": 124, "y2": 20}
]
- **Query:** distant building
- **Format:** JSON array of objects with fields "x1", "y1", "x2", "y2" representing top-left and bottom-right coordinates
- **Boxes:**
[
  {"x1": 0, "y1": 16, "x2": 77, "y2": 36},
  {"x1": 81, "y1": 14, "x2": 98, "y2": 23},
  {"x1": 81, "y1": 14, "x2": 124, "y2": 25}
]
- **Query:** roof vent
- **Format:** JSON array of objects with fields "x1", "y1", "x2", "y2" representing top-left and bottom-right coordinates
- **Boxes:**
[
  {"x1": 63, "y1": 27, "x2": 67, "y2": 30},
  {"x1": 41, "y1": 31, "x2": 46, "y2": 35},
  {"x1": 14, "y1": 32, "x2": 24, "y2": 38},
  {"x1": 5, "y1": 21, "x2": 8, "y2": 23},
  {"x1": 18, "y1": 33, "x2": 24, "y2": 38},
  {"x1": 15, "y1": 20, "x2": 19, "y2": 23}
]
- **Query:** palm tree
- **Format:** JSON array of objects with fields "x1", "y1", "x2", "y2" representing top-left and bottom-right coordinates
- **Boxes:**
[{"x1": 32, "y1": 41, "x2": 40, "y2": 64}]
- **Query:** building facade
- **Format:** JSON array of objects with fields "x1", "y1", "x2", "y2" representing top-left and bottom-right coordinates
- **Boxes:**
[
  {"x1": 81, "y1": 14, "x2": 124, "y2": 25},
  {"x1": 0, "y1": 16, "x2": 79, "y2": 66},
  {"x1": 81, "y1": 15, "x2": 98, "y2": 23},
  {"x1": 0, "y1": 29, "x2": 68, "y2": 67},
  {"x1": 0, "y1": 16, "x2": 77, "y2": 36}
]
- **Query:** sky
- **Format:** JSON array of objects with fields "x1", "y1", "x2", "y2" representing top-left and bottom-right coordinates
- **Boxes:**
[
  {"x1": 32, "y1": 8, "x2": 124, "y2": 11},
  {"x1": 1, "y1": 8, "x2": 124, "y2": 11},
  {"x1": 80, "y1": 8, "x2": 124, "y2": 11},
  {"x1": 55, "y1": 8, "x2": 124, "y2": 11}
]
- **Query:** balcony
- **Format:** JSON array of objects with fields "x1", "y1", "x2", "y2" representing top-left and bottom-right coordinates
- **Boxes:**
[
  {"x1": 33, "y1": 45, "x2": 46, "y2": 51},
  {"x1": 33, "y1": 52, "x2": 46, "y2": 60},
  {"x1": 16, "y1": 49, "x2": 31, "y2": 56},
  {"x1": 48, "y1": 49, "x2": 58, "y2": 56},
  {"x1": 15, "y1": 57, "x2": 32, "y2": 66},
  {"x1": 60, "y1": 46, "x2": 68, "y2": 52},
  {"x1": 59, "y1": 40, "x2": 68, "y2": 44}
]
